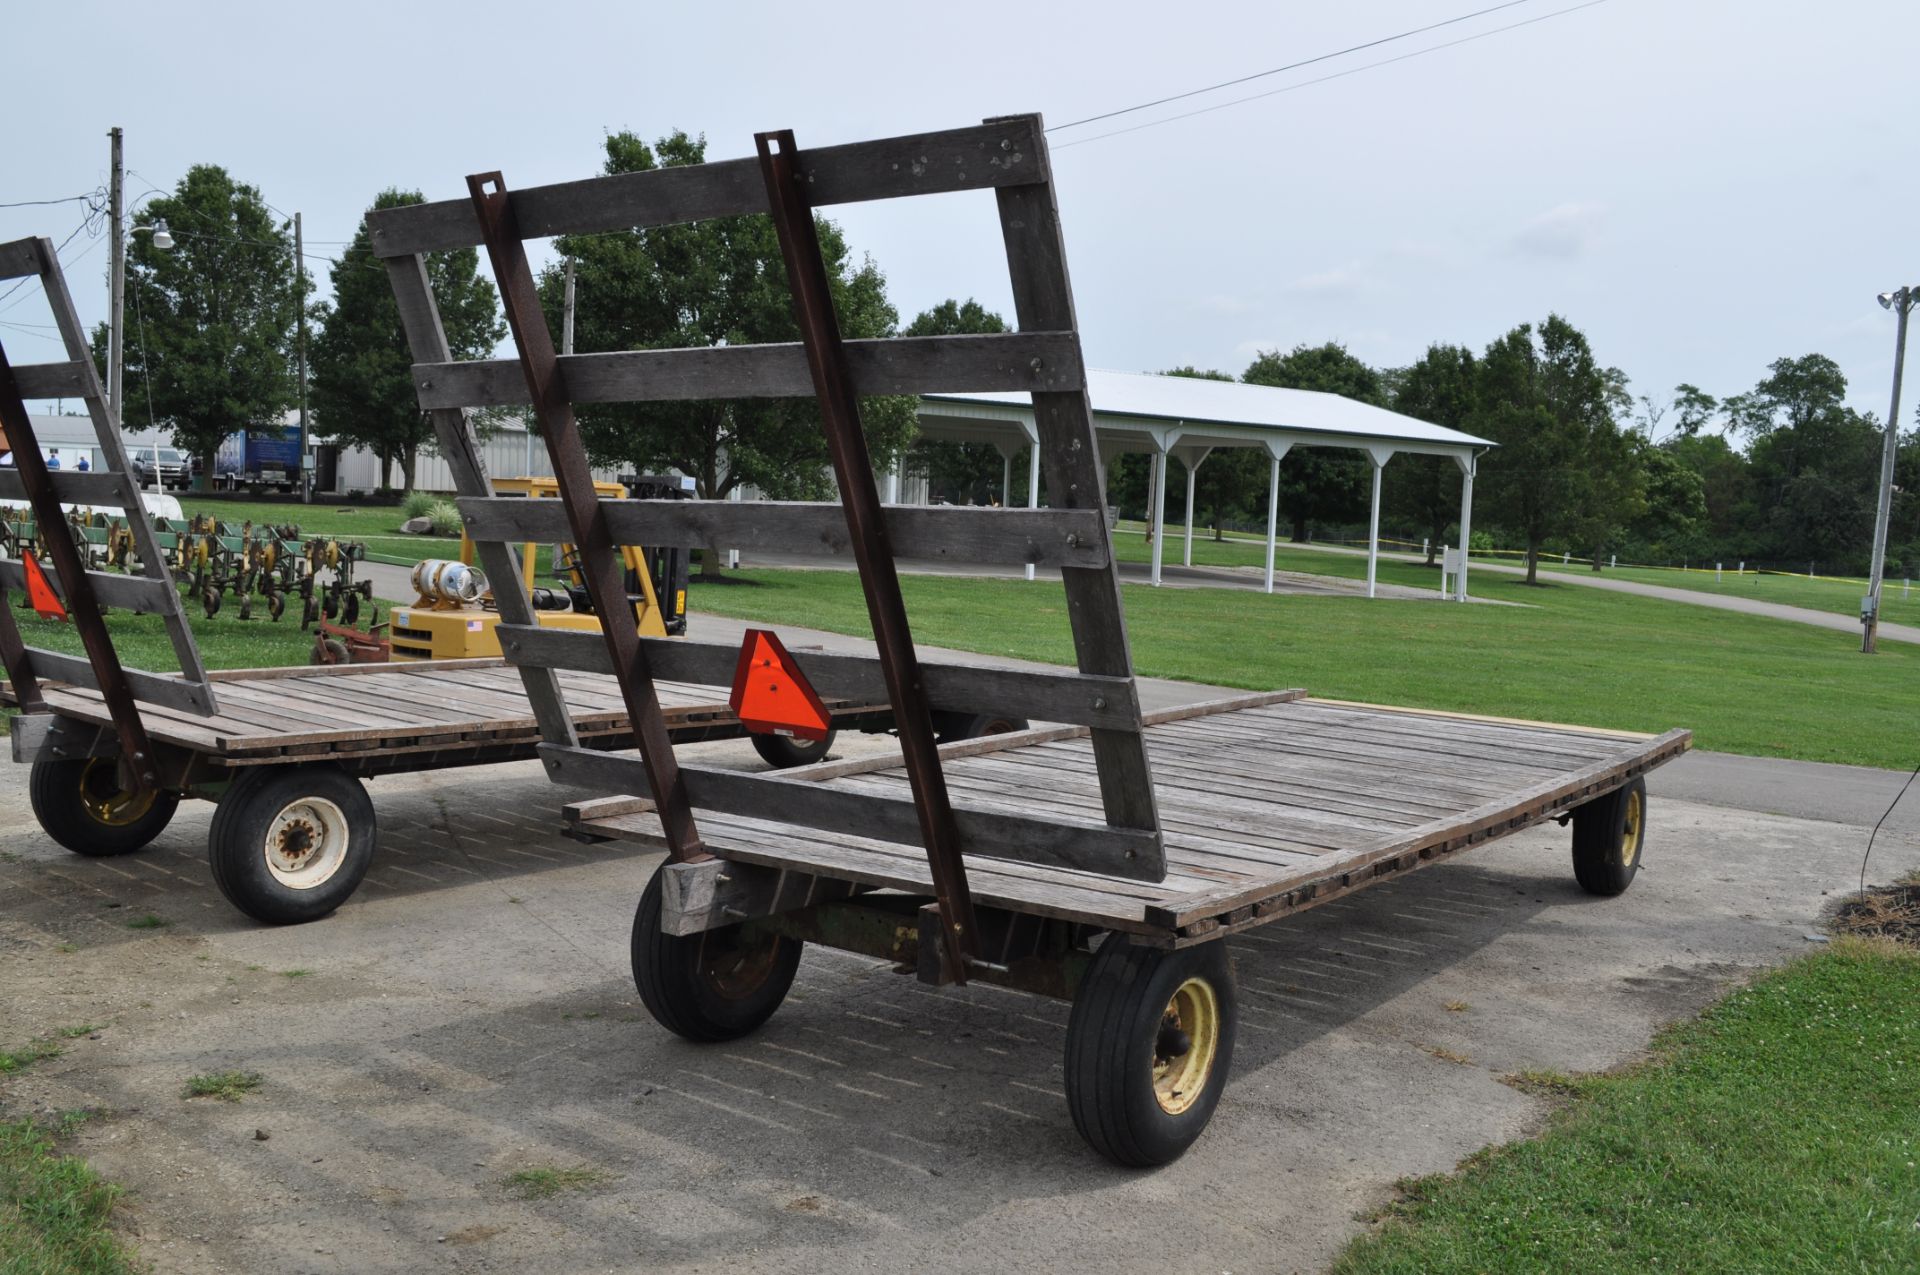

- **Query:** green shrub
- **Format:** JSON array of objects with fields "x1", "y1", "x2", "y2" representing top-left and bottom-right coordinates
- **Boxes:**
[
  {"x1": 400, "y1": 490, "x2": 437, "y2": 521},
  {"x1": 426, "y1": 500, "x2": 463, "y2": 537}
]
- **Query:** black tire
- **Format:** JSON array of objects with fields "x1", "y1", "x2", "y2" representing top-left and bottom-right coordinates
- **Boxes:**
[
  {"x1": 29, "y1": 756, "x2": 179, "y2": 857},
  {"x1": 1572, "y1": 776, "x2": 1646, "y2": 897},
  {"x1": 1065, "y1": 934, "x2": 1237, "y2": 1167},
  {"x1": 749, "y1": 729, "x2": 837, "y2": 769},
  {"x1": 932, "y1": 711, "x2": 1031, "y2": 744},
  {"x1": 208, "y1": 764, "x2": 374, "y2": 924},
  {"x1": 631, "y1": 861, "x2": 801, "y2": 1043}
]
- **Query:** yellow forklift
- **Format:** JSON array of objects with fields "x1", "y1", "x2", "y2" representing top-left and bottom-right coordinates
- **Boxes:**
[{"x1": 386, "y1": 474, "x2": 692, "y2": 661}]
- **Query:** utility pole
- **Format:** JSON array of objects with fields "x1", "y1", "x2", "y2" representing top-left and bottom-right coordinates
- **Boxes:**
[
  {"x1": 1864, "y1": 285, "x2": 1916, "y2": 654},
  {"x1": 294, "y1": 211, "x2": 310, "y2": 502},
  {"x1": 107, "y1": 127, "x2": 124, "y2": 419}
]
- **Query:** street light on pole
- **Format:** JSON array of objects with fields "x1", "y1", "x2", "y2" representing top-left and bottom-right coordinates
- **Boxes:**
[{"x1": 1863, "y1": 284, "x2": 1917, "y2": 654}]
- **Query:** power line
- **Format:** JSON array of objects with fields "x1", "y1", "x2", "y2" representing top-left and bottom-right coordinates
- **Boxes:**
[
  {"x1": 0, "y1": 191, "x2": 103, "y2": 210},
  {"x1": 1047, "y1": 0, "x2": 1542, "y2": 132},
  {"x1": 1054, "y1": 0, "x2": 1612, "y2": 151}
]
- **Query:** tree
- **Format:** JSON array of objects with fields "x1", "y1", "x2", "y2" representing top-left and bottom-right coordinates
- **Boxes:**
[
  {"x1": 1241, "y1": 342, "x2": 1377, "y2": 540},
  {"x1": 92, "y1": 165, "x2": 301, "y2": 482},
  {"x1": 1389, "y1": 344, "x2": 1478, "y2": 563},
  {"x1": 1627, "y1": 440, "x2": 1708, "y2": 553},
  {"x1": 1473, "y1": 315, "x2": 1637, "y2": 583},
  {"x1": 310, "y1": 189, "x2": 504, "y2": 490},
  {"x1": 539, "y1": 130, "x2": 916, "y2": 510},
  {"x1": 1731, "y1": 355, "x2": 1881, "y2": 570},
  {"x1": 903, "y1": 300, "x2": 1019, "y2": 505}
]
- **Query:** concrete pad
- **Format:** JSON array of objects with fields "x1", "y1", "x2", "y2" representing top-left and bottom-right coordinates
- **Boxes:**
[{"x1": 3, "y1": 730, "x2": 1915, "y2": 1274}]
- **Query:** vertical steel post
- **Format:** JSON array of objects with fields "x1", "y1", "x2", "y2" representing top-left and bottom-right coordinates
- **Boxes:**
[
  {"x1": 755, "y1": 130, "x2": 977, "y2": 979},
  {"x1": 464, "y1": 173, "x2": 704, "y2": 861}
]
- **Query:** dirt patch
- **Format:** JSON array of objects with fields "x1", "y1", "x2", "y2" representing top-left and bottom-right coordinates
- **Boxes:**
[{"x1": 1830, "y1": 883, "x2": 1920, "y2": 947}]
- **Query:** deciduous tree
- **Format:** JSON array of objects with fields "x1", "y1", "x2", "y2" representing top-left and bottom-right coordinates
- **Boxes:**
[
  {"x1": 310, "y1": 189, "x2": 505, "y2": 490},
  {"x1": 92, "y1": 166, "x2": 300, "y2": 483},
  {"x1": 539, "y1": 130, "x2": 916, "y2": 509},
  {"x1": 1389, "y1": 344, "x2": 1478, "y2": 563}
]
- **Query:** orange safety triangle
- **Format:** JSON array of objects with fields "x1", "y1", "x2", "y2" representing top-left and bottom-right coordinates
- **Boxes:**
[
  {"x1": 729, "y1": 628, "x2": 831, "y2": 742},
  {"x1": 21, "y1": 552, "x2": 67, "y2": 622}
]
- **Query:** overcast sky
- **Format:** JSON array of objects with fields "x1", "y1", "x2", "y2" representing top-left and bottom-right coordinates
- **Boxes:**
[{"x1": 5, "y1": 0, "x2": 1915, "y2": 426}]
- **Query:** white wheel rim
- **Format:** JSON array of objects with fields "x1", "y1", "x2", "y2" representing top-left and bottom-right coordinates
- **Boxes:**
[{"x1": 262, "y1": 796, "x2": 351, "y2": 889}]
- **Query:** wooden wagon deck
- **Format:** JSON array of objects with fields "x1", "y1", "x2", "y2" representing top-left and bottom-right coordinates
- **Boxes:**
[
  {"x1": 24, "y1": 658, "x2": 884, "y2": 767},
  {"x1": 571, "y1": 693, "x2": 1692, "y2": 946}
]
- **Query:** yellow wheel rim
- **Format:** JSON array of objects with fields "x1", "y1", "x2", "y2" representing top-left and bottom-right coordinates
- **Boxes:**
[
  {"x1": 1620, "y1": 788, "x2": 1643, "y2": 868},
  {"x1": 1152, "y1": 976, "x2": 1221, "y2": 1116},
  {"x1": 78, "y1": 759, "x2": 157, "y2": 827}
]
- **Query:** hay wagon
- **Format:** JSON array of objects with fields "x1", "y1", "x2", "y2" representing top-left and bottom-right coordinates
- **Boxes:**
[{"x1": 356, "y1": 116, "x2": 1688, "y2": 1163}]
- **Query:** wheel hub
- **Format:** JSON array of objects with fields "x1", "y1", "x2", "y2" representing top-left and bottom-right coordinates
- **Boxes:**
[
  {"x1": 262, "y1": 797, "x2": 351, "y2": 889},
  {"x1": 275, "y1": 819, "x2": 319, "y2": 869},
  {"x1": 700, "y1": 926, "x2": 783, "y2": 1000},
  {"x1": 78, "y1": 759, "x2": 158, "y2": 828},
  {"x1": 1152, "y1": 977, "x2": 1221, "y2": 1115}
]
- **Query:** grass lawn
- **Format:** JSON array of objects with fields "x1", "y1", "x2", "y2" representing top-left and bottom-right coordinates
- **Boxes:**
[
  {"x1": 1332, "y1": 937, "x2": 1920, "y2": 1274},
  {"x1": 1107, "y1": 520, "x2": 1920, "y2": 626},
  {"x1": 685, "y1": 566, "x2": 1919, "y2": 770},
  {"x1": 0, "y1": 1117, "x2": 134, "y2": 1275}
]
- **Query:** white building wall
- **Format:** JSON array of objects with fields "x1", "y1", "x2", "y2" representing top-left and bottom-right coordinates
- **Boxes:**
[{"x1": 329, "y1": 421, "x2": 625, "y2": 494}]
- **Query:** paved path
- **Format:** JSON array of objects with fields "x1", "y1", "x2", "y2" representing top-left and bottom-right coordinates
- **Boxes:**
[{"x1": 1282, "y1": 539, "x2": 1920, "y2": 644}]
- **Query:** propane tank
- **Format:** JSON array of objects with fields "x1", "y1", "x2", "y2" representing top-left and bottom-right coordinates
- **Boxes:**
[{"x1": 410, "y1": 559, "x2": 487, "y2": 606}]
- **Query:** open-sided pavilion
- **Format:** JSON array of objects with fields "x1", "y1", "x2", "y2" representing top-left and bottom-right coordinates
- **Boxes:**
[{"x1": 906, "y1": 369, "x2": 1495, "y2": 599}]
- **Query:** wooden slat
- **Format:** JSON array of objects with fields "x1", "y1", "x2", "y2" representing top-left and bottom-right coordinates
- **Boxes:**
[
  {"x1": 991, "y1": 122, "x2": 1163, "y2": 842},
  {"x1": 461, "y1": 497, "x2": 1109, "y2": 569},
  {"x1": 0, "y1": 559, "x2": 175, "y2": 615},
  {"x1": 415, "y1": 331, "x2": 1084, "y2": 408},
  {"x1": 0, "y1": 469, "x2": 133, "y2": 505},
  {"x1": 537, "y1": 742, "x2": 1163, "y2": 881},
  {"x1": 498, "y1": 626, "x2": 1140, "y2": 730},
  {"x1": 368, "y1": 117, "x2": 1046, "y2": 258},
  {"x1": 0, "y1": 238, "x2": 42, "y2": 281},
  {"x1": 27, "y1": 648, "x2": 214, "y2": 716},
  {"x1": 6, "y1": 360, "x2": 89, "y2": 401}
]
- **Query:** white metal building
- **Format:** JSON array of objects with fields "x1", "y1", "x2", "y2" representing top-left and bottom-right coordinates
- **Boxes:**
[{"x1": 910, "y1": 369, "x2": 1494, "y2": 600}]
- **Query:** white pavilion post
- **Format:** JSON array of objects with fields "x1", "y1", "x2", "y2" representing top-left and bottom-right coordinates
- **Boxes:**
[
  {"x1": 1000, "y1": 447, "x2": 1014, "y2": 506},
  {"x1": 1364, "y1": 446, "x2": 1394, "y2": 599},
  {"x1": 885, "y1": 458, "x2": 899, "y2": 505},
  {"x1": 1174, "y1": 445, "x2": 1211, "y2": 568},
  {"x1": 1262, "y1": 440, "x2": 1290, "y2": 594},
  {"x1": 1149, "y1": 445, "x2": 1170, "y2": 586},
  {"x1": 1454, "y1": 451, "x2": 1477, "y2": 602},
  {"x1": 1024, "y1": 440, "x2": 1041, "y2": 581}
]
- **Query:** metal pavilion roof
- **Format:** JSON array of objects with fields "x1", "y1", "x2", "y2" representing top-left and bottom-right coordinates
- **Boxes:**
[{"x1": 921, "y1": 367, "x2": 1495, "y2": 457}]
